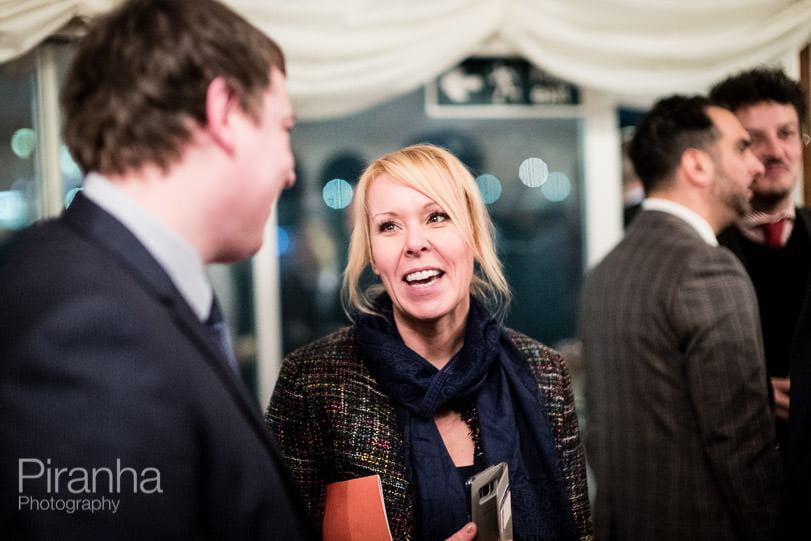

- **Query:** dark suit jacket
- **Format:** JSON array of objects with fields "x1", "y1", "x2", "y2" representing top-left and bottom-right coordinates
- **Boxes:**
[
  {"x1": 579, "y1": 209, "x2": 781, "y2": 541},
  {"x1": 0, "y1": 194, "x2": 315, "y2": 540},
  {"x1": 717, "y1": 207, "x2": 811, "y2": 378},
  {"x1": 718, "y1": 207, "x2": 811, "y2": 466},
  {"x1": 787, "y1": 265, "x2": 811, "y2": 539}
]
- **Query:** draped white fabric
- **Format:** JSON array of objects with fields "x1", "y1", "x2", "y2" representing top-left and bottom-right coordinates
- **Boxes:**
[
  {"x1": 0, "y1": 0, "x2": 116, "y2": 62},
  {"x1": 2, "y1": 0, "x2": 810, "y2": 120}
]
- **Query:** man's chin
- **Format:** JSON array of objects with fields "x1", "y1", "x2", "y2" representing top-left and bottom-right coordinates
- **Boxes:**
[
  {"x1": 210, "y1": 242, "x2": 263, "y2": 265},
  {"x1": 752, "y1": 187, "x2": 793, "y2": 208},
  {"x1": 732, "y1": 199, "x2": 752, "y2": 220}
]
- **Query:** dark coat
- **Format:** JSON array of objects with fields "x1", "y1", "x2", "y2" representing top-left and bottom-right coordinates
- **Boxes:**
[{"x1": 0, "y1": 193, "x2": 315, "y2": 540}]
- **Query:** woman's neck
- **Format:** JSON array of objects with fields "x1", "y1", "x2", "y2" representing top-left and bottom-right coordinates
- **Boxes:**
[{"x1": 394, "y1": 309, "x2": 467, "y2": 370}]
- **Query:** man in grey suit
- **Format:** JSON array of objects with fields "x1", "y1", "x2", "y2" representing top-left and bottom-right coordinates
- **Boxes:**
[{"x1": 579, "y1": 95, "x2": 782, "y2": 540}]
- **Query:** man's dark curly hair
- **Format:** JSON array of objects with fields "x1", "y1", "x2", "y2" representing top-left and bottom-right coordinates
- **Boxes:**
[{"x1": 709, "y1": 67, "x2": 806, "y2": 129}]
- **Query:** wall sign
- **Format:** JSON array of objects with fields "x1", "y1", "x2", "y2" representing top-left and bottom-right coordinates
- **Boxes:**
[{"x1": 425, "y1": 57, "x2": 581, "y2": 118}]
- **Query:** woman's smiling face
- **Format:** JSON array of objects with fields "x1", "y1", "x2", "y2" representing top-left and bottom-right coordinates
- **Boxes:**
[{"x1": 367, "y1": 173, "x2": 474, "y2": 327}]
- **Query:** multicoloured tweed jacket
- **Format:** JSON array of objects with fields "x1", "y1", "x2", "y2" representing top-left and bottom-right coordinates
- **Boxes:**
[{"x1": 267, "y1": 326, "x2": 593, "y2": 540}]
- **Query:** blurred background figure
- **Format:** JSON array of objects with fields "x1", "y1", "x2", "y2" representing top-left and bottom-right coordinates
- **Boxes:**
[
  {"x1": 711, "y1": 68, "x2": 810, "y2": 462},
  {"x1": 579, "y1": 95, "x2": 781, "y2": 541}
]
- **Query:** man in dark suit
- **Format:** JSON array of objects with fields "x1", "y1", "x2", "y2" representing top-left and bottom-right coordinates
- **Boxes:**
[
  {"x1": 0, "y1": 0, "x2": 315, "y2": 539},
  {"x1": 788, "y1": 264, "x2": 811, "y2": 539},
  {"x1": 579, "y1": 95, "x2": 782, "y2": 540},
  {"x1": 710, "y1": 68, "x2": 810, "y2": 461}
]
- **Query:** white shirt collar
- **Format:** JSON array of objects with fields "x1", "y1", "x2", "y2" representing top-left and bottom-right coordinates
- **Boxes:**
[
  {"x1": 81, "y1": 172, "x2": 213, "y2": 320},
  {"x1": 642, "y1": 198, "x2": 718, "y2": 246}
]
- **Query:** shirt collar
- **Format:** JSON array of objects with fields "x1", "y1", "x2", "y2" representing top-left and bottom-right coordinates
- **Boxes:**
[
  {"x1": 642, "y1": 198, "x2": 718, "y2": 246},
  {"x1": 737, "y1": 203, "x2": 796, "y2": 229},
  {"x1": 81, "y1": 172, "x2": 212, "y2": 321}
]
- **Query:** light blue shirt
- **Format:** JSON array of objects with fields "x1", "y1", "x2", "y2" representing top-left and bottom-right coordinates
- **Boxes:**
[
  {"x1": 642, "y1": 198, "x2": 719, "y2": 247},
  {"x1": 81, "y1": 173, "x2": 212, "y2": 321}
]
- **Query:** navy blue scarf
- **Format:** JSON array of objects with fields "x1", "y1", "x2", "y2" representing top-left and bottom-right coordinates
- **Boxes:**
[{"x1": 355, "y1": 296, "x2": 577, "y2": 540}]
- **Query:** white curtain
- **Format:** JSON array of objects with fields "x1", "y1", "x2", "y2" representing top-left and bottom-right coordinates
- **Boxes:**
[
  {"x1": 0, "y1": 1, "x2": 116, "y2": 61},
  {"x1": 2, "y1": 0, "x2": 810, "y2": 120}
]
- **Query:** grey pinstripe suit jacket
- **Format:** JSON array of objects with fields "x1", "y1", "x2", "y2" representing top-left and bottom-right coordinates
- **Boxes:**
[{"x1": 578, "y1": 209, "x2": 781, "y2": 541}]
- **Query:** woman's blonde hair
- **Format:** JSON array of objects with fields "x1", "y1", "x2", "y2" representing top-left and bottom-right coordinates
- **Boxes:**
[{"x1": 342, "y1": 144, "x2": 511, "y2": 321}]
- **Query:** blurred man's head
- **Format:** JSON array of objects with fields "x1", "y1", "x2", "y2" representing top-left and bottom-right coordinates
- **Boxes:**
[
  {"x1": 62, "y1": 0, "x2": 287, "y2": 178},
  {"x1": 710, "y1": 68, "x2": 807, "y2": 211},
  {"x1": 62, "y1": 0, "x2": 296, "y2": 263},
  {"x1": 630, "y1": 95, "x2": 763, "y2": 230},
  {"x1": 629, "y1": 95, "x2": 719, "y2": 194}
]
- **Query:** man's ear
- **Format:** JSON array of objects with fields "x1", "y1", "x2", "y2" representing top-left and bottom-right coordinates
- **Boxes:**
[
  {"x1": 205, "y1": 77, "x2": 239, "y2": 154},
  {"x1": 680, "y1": 147, "x2": 714, "y2": 187}
]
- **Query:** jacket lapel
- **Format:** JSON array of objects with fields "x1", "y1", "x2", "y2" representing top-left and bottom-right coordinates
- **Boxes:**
[
  {"x1": 797, "y1": 207, "x2": 811, "y2": 239},
  {"x1": 61, "y1": 193, "x2": 278, "y2": 454}
]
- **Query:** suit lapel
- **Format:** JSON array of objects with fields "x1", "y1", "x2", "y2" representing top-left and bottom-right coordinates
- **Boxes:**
[
  {"x1": 61, "y1": 193, "x2": 278, "y2": 454},
  {"x1": 796, "y1": 207, "x2": 811, "y2": 239}
]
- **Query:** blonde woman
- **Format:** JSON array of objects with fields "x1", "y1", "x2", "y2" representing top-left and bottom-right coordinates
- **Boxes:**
[{"x1": 267, "y1": 144, "x2": 592, "y2": 540}]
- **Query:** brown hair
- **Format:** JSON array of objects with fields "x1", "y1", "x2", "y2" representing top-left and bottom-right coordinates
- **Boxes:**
[{"x1": 61, "y1": 0, "x2": 286, "y2": 176}]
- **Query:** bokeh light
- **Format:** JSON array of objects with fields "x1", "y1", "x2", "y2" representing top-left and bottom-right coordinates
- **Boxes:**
[
  {"x1": 64, "y1": 187, "x2": 82, "y2": 208},
  {"x1": 0, "y1": 190, "x2": 27, "y2": 229},
  {"x1": 11, "y1": 128, "x2": 36, "y2": 159},
  {"x1": 60, "y1": 145, "x2": 82, "y2": 180},
  {"x1": 519, "y1": 157, "x2": 549, "y2": 188},
  {"x1": 542, "y1": 172, "x2": 571, "y2": 202},
  {"x1": 322, "y1": 178, "x2": 353, "y2": 210},
  {"x1": 277, "y1": 226, "x2": 291, "y2": 256},
  {"x1": 475, "y1": 174, "x2": 502, "y2": 205}
]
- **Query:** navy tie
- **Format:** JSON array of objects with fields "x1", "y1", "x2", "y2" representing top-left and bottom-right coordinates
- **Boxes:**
[{"x1": 206, "y1": 298, "x2": 239, "y2": 373}]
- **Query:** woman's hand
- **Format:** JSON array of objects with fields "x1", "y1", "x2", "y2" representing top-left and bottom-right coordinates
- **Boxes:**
[
  {"x1": 445, "y1": 522, "x2": 514, "y2": 541},
  {"x1": 445, "y1": 522, "x2": 476, "y2": 541}
]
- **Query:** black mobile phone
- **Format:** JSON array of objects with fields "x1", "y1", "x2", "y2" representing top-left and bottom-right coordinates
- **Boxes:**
[{"x1": 465, "y1": 462, "x2": 513, "y2": 541}]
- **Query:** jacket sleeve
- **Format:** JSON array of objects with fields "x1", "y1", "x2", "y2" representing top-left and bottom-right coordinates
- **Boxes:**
[
  {"x1": 675, "y1": 247, "x2": 781, "y2": 541},
  {"x1": 266, "y1": 350, "x2": 327, "y2": 530},
  {"x1": 519, "y1": 336, "x2": 594, "y2": 540}
]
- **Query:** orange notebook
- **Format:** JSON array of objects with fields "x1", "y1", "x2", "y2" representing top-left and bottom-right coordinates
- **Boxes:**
[{"x1": 322, "y1": 474, "x2": 393, "y2": 541}]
